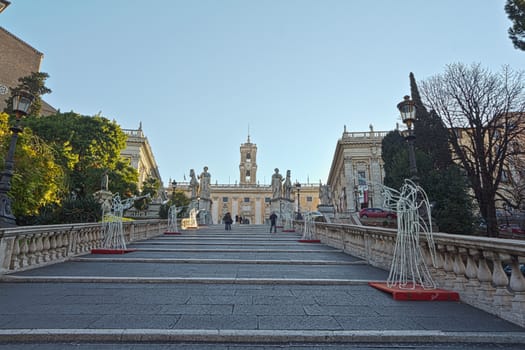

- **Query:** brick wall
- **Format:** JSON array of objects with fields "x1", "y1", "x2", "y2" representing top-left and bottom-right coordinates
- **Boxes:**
[{"x1": 0, "y1": 26, "x2": 42, "y2": 111}]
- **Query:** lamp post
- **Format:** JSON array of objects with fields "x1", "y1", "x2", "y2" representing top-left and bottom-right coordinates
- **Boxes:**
[
  {"x1": 0, "y1": 91, "x2": 34, "y2": 227},
  {"x1": 397, "y1": 95, "x2": 418, "y2": 182},
  {"x1": 295, "y1": 181, "x2": 302, "y2": 219},
  {"x1": 171, "y1": 180, "x2": 177, "y2": 202}
]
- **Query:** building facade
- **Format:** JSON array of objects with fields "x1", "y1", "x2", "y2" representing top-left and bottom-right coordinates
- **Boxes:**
[
  {"x1": 120, "y1": 124, "x2": 163, "y2": 191},
  {"x1": 326, "y1": 125, "x2": 386, "y2": 214},
  {"x1": 175, "y1": 136, "x2": 320, "y2": 225},
  {"x1": 0, "y1": 25, "x2": 56, "y2": 115},
  {"x1": 0, "y1": 26, "x2": 42, "y2": 112}
]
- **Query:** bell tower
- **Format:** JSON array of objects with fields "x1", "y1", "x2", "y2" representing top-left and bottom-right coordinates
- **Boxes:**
[{"x1": 239, "y1": 134, "x2": 257, "y2": 185}]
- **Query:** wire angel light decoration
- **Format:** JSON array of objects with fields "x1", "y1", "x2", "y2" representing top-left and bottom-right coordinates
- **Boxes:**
[
  {"x1": 167, "y1": 204, "x2": 179, "y2": 233},
  {"x1": 301, "y1": 214, "x2": 317, "y2": 241},
  {"x1": 101, "y1": 193, "x2": 150, "y2": 250},
  {"x1": 380, "y1": 179, "x2": 437, "y2": 290}
]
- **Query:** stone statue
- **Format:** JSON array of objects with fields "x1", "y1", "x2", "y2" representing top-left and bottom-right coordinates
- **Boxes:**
[
  {"x1": 271, "y1": 168, "x2": 283, "y2": 199},
  {"x1": 101, "y1": 170, "x2": 109, "y2": 191},
  {"x1": 283, "y1": 170, "x2": 292, "y2": 200},
  {"x1": 198, "y1": 166, "x2": 211, "y2": 200},
  {"x1": 189, "y1": 169, "x2": 198, "y2": 199},
  {"x1": 319, "y1": 182, "x2": 332, "y2": 206}
]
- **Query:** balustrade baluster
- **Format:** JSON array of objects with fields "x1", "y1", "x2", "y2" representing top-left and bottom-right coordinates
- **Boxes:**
[
  {"x1": 490, "y1": 252, "x2": 512, "y2": 312},
  {"x1": 49, "y1": 234, "x2": 57, "y2": 260},
  {"x1": 20, "y1": 237, "x2": 29, "y2": 268},
  {"x1": 27, "y1": 235, "x2": 37, "y2": 266},
  {"x1": 477, "y1": 253, "x2": 496, "y2": 306},
  {"x1": 35, "y1": 234, "x2": 44, "y2": 264},
  {"x1": 509, "y1": 256, "x2": 525, "y2": 324},
  {"x1": 437, "y1": 245, "x2": 453, "y2": 289},
  {"x1": 464, "y1": 249, "x2": 481, "y2": 303},
  {"x1": 452, "y1": 247, "x2": 467, "y2": 291},
  {"x1": 42, "y1": 233, "x2": 51, "y2": 262},
  {"x1": 10, "y1": 236, "x2": 21, "y2": 270},
  {"x1": 55, "y1": 233, "x2": 64, "y2": 258}
]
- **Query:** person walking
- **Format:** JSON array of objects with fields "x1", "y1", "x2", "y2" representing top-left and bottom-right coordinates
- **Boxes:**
[
  {"x1": 223, "y1": 212, "x2": 233, "y2": 231},
  {"x1": 269, "y1": 212, "x2": 278, "y2": 233}
]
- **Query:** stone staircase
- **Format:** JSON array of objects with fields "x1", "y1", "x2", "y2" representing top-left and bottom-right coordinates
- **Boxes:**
[{"x1": 1, "y1": 224, "x2": 524, "y2": 349}]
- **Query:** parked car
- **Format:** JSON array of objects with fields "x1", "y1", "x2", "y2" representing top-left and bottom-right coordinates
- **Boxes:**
[
  {"x1": 359, "y1": 208, "x2": 397, "y2": 219},
  {"x1": 499, "y1": 224, "x2": 525, "y2": 235},
  {"x1": 503, "y1": 263, "x2": 525, "y2": 277}
]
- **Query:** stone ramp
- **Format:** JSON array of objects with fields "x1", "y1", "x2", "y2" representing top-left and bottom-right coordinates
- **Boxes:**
[{"x1": 1, "y1": 224, "x2": 524, "y2": 348}]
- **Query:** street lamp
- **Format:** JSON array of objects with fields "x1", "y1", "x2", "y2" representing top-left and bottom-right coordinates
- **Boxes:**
[
  {"x1": 397, "y1": 95, "x2": 418, "y2": 182},
  {"x1": 0, "y1": 91, "x2": 34, "y2": 227},
  {"x1": 295, "y1": 181, "x2": 302, "y2": 219},
  {"x1": 171, "y1": 180, "x2": 177, "y2": 201}
]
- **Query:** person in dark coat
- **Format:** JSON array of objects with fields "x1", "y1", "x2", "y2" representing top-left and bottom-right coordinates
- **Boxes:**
[
  {"x1": 223, "y1": 212, "x2": 233, "y2": 231},
  {"x1": 269, "y1": 212, "x2": 278, "y2": 233}
]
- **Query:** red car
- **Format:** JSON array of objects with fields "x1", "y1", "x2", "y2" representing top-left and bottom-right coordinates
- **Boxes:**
[
  {"x1": 359, "y1": 208, "x2": 397, "y2": 219},
  {"x1": 499, "y1": 224, "x2": 525, "y2": 235}
]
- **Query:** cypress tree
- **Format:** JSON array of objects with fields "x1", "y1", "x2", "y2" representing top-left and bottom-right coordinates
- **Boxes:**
[{"x1": 382, "y1": 73, "x2": 474, "y2": 234}]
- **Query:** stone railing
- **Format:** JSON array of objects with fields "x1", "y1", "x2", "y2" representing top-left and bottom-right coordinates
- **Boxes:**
[
  {"x1": 295, "y1": 221, "x2": 525, "y2": 327},
  {"x1": 0, "y1": 219, "x2": 167, "y2": 274}
]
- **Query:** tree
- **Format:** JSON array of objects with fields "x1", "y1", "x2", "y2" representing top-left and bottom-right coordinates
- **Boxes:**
[
  {"x1": 134, "y1": 176, "x2": 160, "y2": 210},
  {"x1": 159, "y1": 190, "x2": 191, "y2": 219},
  {"x1": 23, "y1": 111, "x2": 135, "y2": 196},
  {"x1": 505, "y1": 0, "x2": 525, "y2": 51},
  {"x1": 499, "y1": 141, "x2": 525, "y2": 210},
  {"x1": 420, "y1": 63, "x2": 525, "y2": 236},
  {"x1": 3, "y1": 72, "x2": 52, "y2": 116},
  {"x1": 382, "y1": 73, "x2": 473, "y2": 234},
  {"x1": 0, "y1": 113, "x2": 65, "y2": 220}
]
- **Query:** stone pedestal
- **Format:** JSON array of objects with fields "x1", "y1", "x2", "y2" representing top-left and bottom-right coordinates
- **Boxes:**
[
  {"x1": 93, "y1": 190, "x2": 113, "y2": 214},
  {"x1": 270, "y1": 198, "x2": 293, "y2": 226},
  {"x1": 198, "y1": 198, "x2": 212, "y2": 225}
]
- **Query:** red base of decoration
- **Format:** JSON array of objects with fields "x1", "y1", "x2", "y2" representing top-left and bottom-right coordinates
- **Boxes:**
[
  {"x1": 298, "y1": 239, "x2": 321, "y2": 243},
  {"x1": 91, "y1": 249, "x2": 137, "y2": 255},
  {"x1": 369, "y1": 282, "x2": 459, "y2": 301},
  {"x1": 164, "y1": 231, "x2": 182, "y2": 235},
  {"x1": 282, "y1": 229, "x2": 295, "y2": 232}
]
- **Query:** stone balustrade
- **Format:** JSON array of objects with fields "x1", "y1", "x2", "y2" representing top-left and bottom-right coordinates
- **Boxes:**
[
  {"x1": 295, "y1": 221, "x2": 525, "y2": 327},
  {"x1": 0, "y1": 219, "x2": 167, "y2": 274}
]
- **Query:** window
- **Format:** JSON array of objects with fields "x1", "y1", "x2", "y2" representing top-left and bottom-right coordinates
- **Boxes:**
[
  {"x1": 222, "y1": 197, "x2": 229, "y2": 202},
  {"x1": 306, "y1": 196, "x2": 313, "y2": 202},
  {"x1": 358, "y1": 171, "x2": 366, "y2": 185},
  {"x1": 246, "y1": 153, "x2": 251, "y2": 161},
  {"x1": 246, "y1": 170, "x2": 250, "y2": 177},
  {"x1": 265, "y1": 197, "x2": 271, "y2": 203},
  {"x1": 244, "y1": 197, "x2": 250, "y2": 202}
]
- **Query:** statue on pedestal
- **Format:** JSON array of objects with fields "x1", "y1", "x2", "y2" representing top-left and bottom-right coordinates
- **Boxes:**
[
  {"x1": 189, "y1": 169, "x2": 199, "y2": 199},
  {"x1": 198, "y1": 166, "x2": 211, "y2": 200},
  {"x1": 319, "y1": 182, "x2": 332, "y2": 206},
  {"x1": 271, "y1": 168, "x2": 283, "y2": 199},
  {"x1": 283, "y1": 170, "x2": 292, "y2": 200}
]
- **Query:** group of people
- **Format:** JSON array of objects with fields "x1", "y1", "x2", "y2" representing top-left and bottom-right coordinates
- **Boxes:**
[{"x1": 222, "y1": 213, "x2": 251, "y2": 230}]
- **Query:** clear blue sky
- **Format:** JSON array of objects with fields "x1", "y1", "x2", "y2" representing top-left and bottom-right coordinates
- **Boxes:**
[{"x1": 2, "y1": 0, "x2": 523, "y2": 187}]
